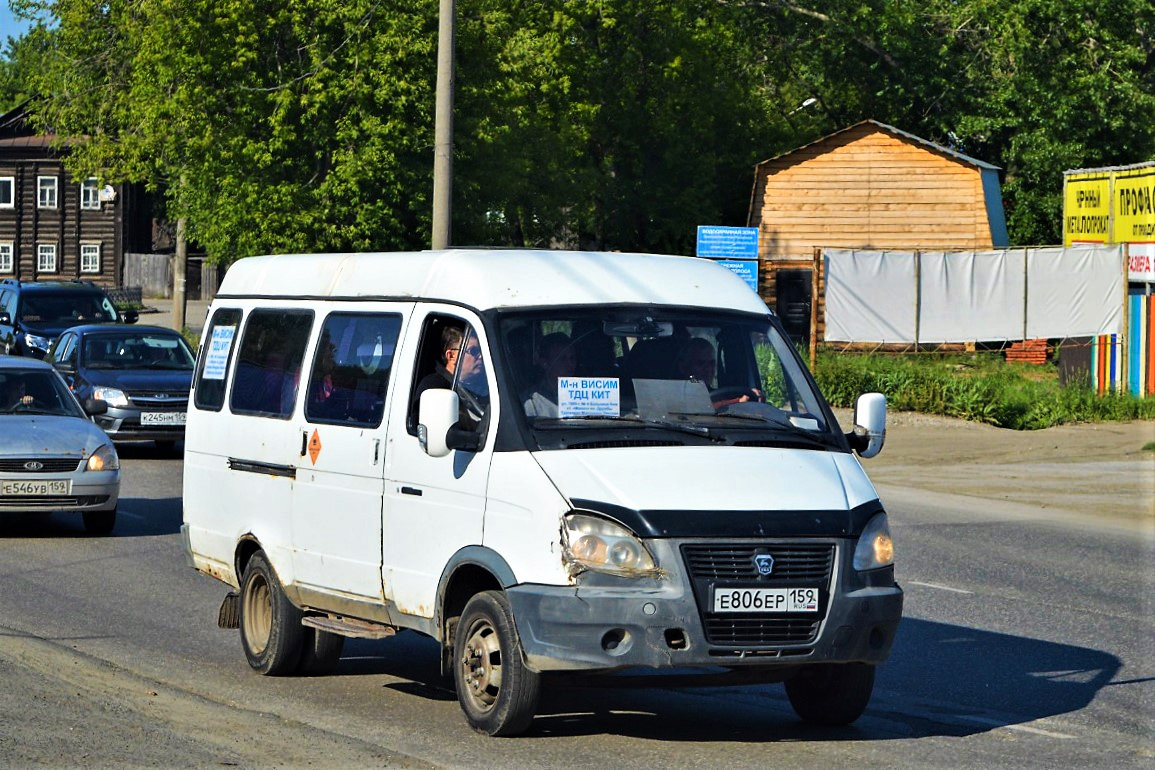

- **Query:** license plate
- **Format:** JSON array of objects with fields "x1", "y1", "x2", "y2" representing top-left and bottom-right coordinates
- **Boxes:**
[
  {"x1": 1, "y1": 479, "x2": 71, "y2": 496},
  {"x1": 712, "y1": 587, "x2": 819, "y2": 613},
  {"x1": 141, "y1": 412, "x2": 186, "y2": 425}
]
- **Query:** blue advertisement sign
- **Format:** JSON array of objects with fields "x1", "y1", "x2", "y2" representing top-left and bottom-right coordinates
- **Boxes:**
[
  {"x1": 716, "y1": 259, "x2": 759, "y2": 293},
  {"x1": 696, "y1": 226, "x2": 759, "y2": 259}
]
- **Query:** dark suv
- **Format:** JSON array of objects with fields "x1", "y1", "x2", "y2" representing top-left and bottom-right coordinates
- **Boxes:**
[{"x1": 0, "y1": 279, "x2": 138, "y2": 358}]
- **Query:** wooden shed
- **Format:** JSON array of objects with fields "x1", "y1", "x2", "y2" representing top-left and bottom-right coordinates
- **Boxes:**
[
  {"x1": 746, "y1": 120, "x2": 1008, "y2": 345},
  {"x1": 747, "y1": 119, "x2": 1008, "y2": 258}
]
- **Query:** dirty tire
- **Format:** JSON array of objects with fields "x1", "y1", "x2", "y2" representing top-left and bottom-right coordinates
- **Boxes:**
[
  {"x1": 239, "y1": 551, "x2": 304, "y2": 675},
  {"x1": 82, "y1": 509, "x2": 116, "y2": 535},
  {"x1": 454, "y1": 590, "x2": 540, "y2": 736},
  {"x1": 297, "y1": 626, "x2": 345, "y2": 676},
  {"x1": 785, "y1": 663, "x2": 875, "y2": 725}
]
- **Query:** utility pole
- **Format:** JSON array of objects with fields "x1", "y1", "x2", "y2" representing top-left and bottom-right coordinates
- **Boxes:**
[
  {"x1": 172, "y1": 215, "x2": 187, "y2": 333},
  {"x1": 431, "y1": 0, "x2": 455, "y2": 250}
]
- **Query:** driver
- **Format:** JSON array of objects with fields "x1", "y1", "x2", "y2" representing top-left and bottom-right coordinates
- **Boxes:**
[
  {"x1": 677, "y1": 338, "x2": 760, "y2": 409},
  {"x1": 676, "y1": 337, "x2": 717, "y2": 388}
]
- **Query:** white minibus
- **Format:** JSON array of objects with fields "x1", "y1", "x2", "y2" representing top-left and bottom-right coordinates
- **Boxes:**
[{"x1": 181, "y1": 249, "x2": 900, "y2": 736}]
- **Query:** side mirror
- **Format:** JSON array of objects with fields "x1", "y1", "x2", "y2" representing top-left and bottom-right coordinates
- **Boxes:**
[
  {"x1": 84, "y1": 397, "x2": 108, "y2": 416},
  {"x1": 418, "y1": 388, "x2": 483, "y2": 456},
  {"x1": 120, "y1": 309, "x2": 139, "y2": 324},
  {"x1": 848, "y1": 392, "x2": 886, "y2": 458},
  {"x1": 418, "y1": 389, "x2": 459, "y2": 457}
]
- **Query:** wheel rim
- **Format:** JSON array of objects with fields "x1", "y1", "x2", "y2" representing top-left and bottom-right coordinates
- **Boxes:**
[
  {"x1": 242, "y1": 573, "x2": 272, "y2": 655},
  {"x1": 459, "y1": 616, "x2": 503, "y2": 712}
]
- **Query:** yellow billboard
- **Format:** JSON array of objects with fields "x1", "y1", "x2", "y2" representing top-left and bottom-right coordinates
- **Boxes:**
[
  {"x1": 1063, "y1": 172, "x2": 1111, "y2": 245},
  {"x1": 1063, "y1": 162, "x2": 1155, "y2": 281}
]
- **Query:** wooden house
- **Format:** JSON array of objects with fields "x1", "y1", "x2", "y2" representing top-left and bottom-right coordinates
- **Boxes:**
[
  {"x1": 746, "y1": 120, "x2": 1008, "y2": 344},
  {"x1": 748, "y1": 119, "x2": 1008, "y2": 257},
  {"x1": 0, "y1": 101, "x2": 153, "y2": 289}
]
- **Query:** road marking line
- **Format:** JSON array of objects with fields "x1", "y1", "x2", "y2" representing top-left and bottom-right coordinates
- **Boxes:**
[
  {"x1": 909, "y1": 580, "x2": 974, "y2": 594},
  {"x1": 957, "y1": 714, "x2": 1076, "y2": 739}
]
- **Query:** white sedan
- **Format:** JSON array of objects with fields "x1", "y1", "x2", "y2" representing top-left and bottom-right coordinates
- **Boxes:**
[{"x1": 0, "y1": 356, "x2": 120, "y2": 534}]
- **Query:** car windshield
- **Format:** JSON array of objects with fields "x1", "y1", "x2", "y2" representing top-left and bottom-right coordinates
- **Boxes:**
[
  {"x1": 82, "y1": 332, "x2": 196, "y2": 370},
  {"x1": 20, "y1": 292, "x2": 118, "y2": 324},
  {"x1": 498, "y1": 307, "x2": 836, "y2": 449},
  {"x1": 0, "y1": 369, "x2": 87, "y2": 417}
]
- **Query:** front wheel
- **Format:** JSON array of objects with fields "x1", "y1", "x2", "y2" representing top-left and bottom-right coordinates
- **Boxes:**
[
  {"x1": 454, "y1": 590, "x2": 541, "y2": 736},
  {"x1": 239, "y1": 551, "x2": 304, "y2": 675},
  {"x1": 785, "y1": 663, "x2": 876, "y2": 725}
]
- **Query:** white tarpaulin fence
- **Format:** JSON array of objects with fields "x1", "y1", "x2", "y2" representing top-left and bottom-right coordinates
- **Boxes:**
[{"x1": 824, "y1": 245, "x2": 1124, "y2": 343}]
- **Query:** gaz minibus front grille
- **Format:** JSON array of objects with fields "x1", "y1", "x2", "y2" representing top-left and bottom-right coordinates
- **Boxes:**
[
  {"x1": 682, "y1": 543, "x2": 834, "y2": 582},
  {"x1": 681, "y1": 543, "x2": 835, "y2": 647}
]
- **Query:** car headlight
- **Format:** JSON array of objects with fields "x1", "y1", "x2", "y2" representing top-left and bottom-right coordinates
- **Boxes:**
[
  {"x1": 853, "y1": 512, "x2": 895, "y2": 571},
  {"x1": 86, "y1": 444, "x2": 120, "y2": 472},
  {"x1": 562, "y1": 513, "x2": 657, "y2": 576},
  {"x1": 23, "y1": 333, "x2": 52, "y2": 353},
  {"x1": 93, "y1": 386, "x2": 129, "y2": 407}
]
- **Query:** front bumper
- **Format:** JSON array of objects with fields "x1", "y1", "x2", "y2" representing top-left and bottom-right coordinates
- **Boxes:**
[
  {"x1": 0, "y1": 471, "x2": 120, "y2": 513},
  {"x1": 507, "y1": 538, "x2": 902, "y2": 674},
  {"x1": 94, "y1": 407, "x2": 186, "y2": 443}
]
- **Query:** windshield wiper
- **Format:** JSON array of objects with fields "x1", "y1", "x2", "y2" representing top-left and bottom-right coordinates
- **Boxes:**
[{"x1": 530, "y1": 414, "x2": 713, "y2": 438}]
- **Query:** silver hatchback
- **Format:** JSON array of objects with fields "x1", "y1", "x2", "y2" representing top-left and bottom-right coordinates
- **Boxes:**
[{"x1": 0, "y1": 357, "x2": 121, "y2": 534}]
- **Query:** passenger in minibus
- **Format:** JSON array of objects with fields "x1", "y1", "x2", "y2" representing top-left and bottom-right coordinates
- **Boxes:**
[{"x1": 522, "y1": 332, "x2": 576, "y2": 418}]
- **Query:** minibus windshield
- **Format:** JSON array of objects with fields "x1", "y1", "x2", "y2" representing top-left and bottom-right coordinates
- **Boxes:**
[{"x1": 498, "y1": 308, "x2": 835, "y2": 446}]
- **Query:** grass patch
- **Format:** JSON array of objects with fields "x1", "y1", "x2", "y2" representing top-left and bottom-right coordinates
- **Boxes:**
[
  {"x1": 1143, "y1": 442, "x2": 1155, "y2": 452},
  {"x1": 810, "y1": 350, "x2": 1155, "y2": 430}
]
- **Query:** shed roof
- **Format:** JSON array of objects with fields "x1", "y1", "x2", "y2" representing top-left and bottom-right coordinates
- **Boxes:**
[
  {"x1": 755, "y1": 119, "x2": 1001, "y2": 173},
  {"x1": 217, "y1": 249, "x2": 771, "y2": 315}
]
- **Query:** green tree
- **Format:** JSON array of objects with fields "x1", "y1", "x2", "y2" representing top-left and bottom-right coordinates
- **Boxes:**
[
  {"x1": 738, "y1": 0, "x2": 1155, "y2": 244},
  {"x1": 21, "y1": 0, "x2": 439, "y2": 262}
]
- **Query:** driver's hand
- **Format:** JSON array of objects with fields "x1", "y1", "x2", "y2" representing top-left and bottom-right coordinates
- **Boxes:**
[{"x1": 20, "y1": 395, "x2": 33, "y2": 405}]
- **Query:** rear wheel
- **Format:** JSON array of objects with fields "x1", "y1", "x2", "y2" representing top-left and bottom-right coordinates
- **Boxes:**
[
  {"x1": 454, "y1": 590, "x2": 540, "y2": 736},
  {"x1": 82, "y1": 509, "x2": 116, "y2": 535},
  {"x1": 785, "y1": 663, "x2": 875, "y2": 725},
  {"x1": 239, "y1": 551, "x2": 304, "y2": 675}
]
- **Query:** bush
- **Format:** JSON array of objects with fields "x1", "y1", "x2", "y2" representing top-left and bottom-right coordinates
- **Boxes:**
[{"x1": 809, "y1": 350, "x2": 1155, "y2": 430}]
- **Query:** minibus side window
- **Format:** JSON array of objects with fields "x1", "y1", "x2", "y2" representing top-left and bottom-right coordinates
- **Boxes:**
[
  {"x1": 193, "y1": 307, "x2": 243, "y2": 411},
  {"x1": 229, "y1": 309, "x2": 314, "y2": 418},
  {"x1": 305, "y1": 312, "x2": 401, "y2": 428}
]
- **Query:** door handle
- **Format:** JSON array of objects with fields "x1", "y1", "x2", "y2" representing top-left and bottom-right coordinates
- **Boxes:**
[{"x1": 400, "y1": 486, "x2": 423, "y2": 496}]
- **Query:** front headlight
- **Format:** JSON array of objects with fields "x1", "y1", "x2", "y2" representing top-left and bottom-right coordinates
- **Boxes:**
[
  {"x1": 93, "y1": 386, "x2": 129, "y2": 407},
  {"x1": 86, "y1": 444, "x2": 120, "y2": 472},
  {"x1": 562, "y1": 513, "x2": 657, "y2": 576},
  {"x1": 23, "y1": 333, "x2": 52, "y2": 353},
  {"x1": 853, "y1": 512, "x2": 895, "y2": 571}
]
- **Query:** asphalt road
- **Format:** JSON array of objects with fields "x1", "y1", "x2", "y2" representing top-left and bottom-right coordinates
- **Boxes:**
[{"x1": 0, "y1": 420, "x2": 1152, "y2": 769}]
